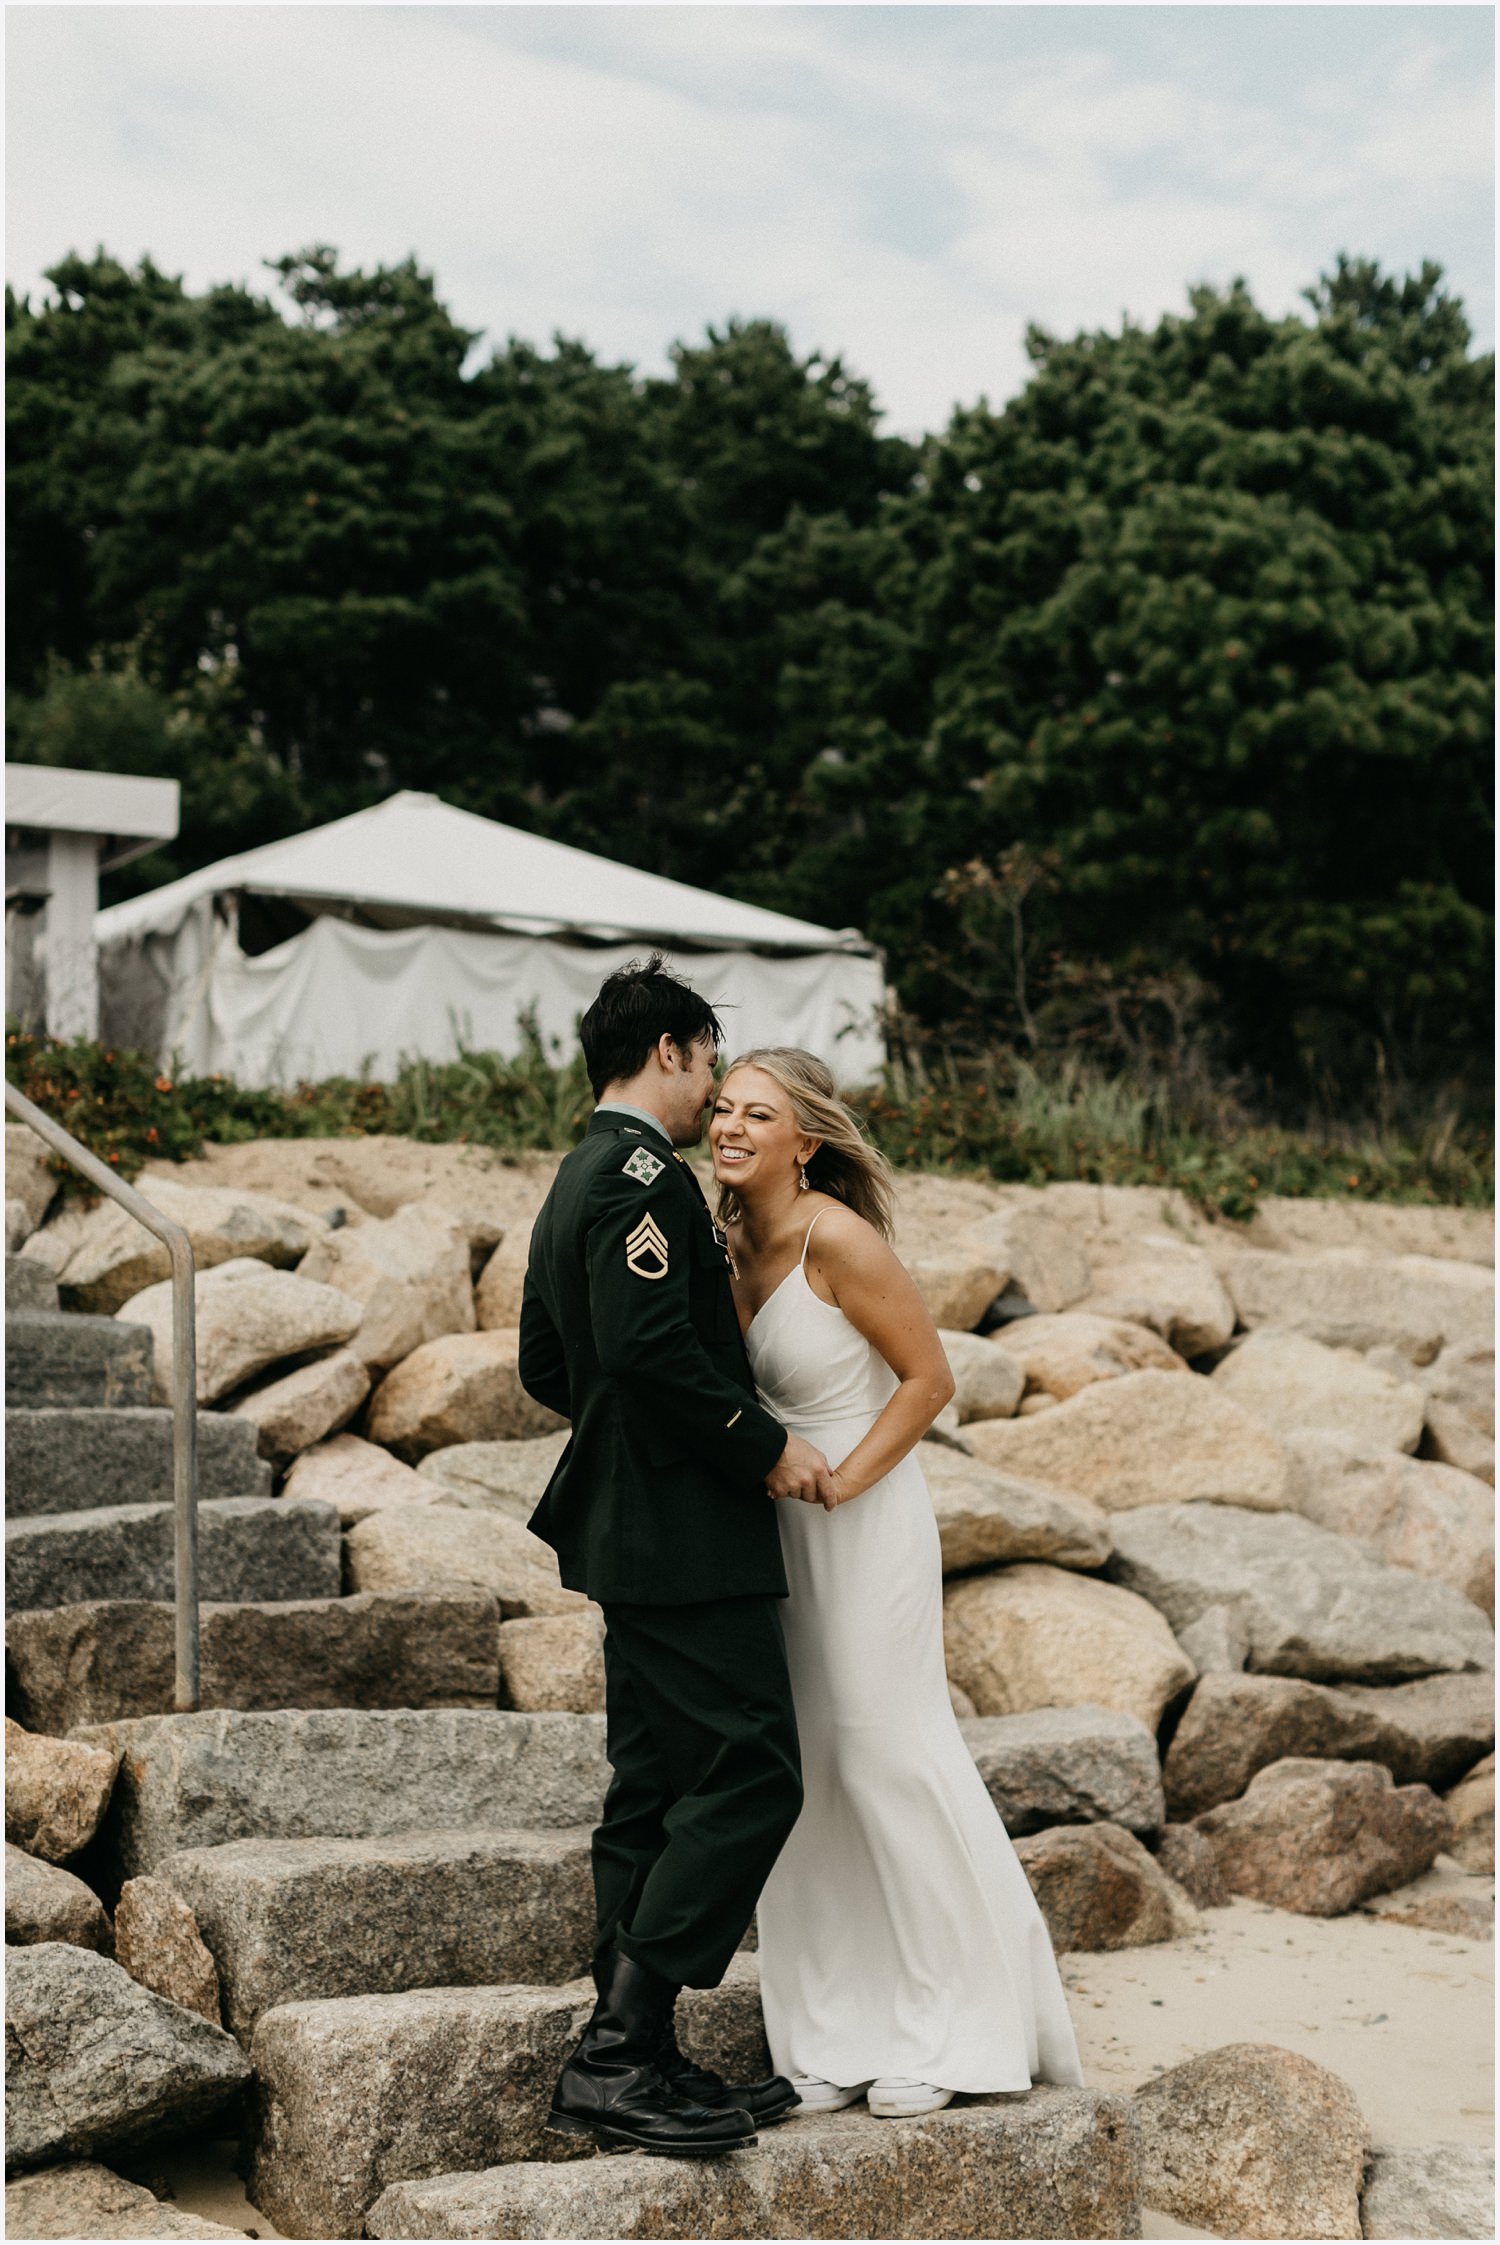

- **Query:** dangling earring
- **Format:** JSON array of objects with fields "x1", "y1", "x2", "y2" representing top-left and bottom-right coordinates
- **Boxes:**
[{"x1": 798, "y1": 1163, "x2": 810, "y2": 1192}]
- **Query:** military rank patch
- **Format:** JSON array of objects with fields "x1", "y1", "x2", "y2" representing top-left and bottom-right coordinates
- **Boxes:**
[
  {"x1": 626, "y1": 1211, "x2": 670, "y2": 1280},
  {"x1": 622, "y1": 1146, "x2": 666, "y2": 1186}
]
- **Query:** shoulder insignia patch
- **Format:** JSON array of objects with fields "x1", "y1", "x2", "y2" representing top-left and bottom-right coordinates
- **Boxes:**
[
  {"x1": 626, "y1": 1211, "x2": 670, "y2": 1280},
  {"x1": 622, "y1": 1146, "x2": 666, "y2": 1186}
]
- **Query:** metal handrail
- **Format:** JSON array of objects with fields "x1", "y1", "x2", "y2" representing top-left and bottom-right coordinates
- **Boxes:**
[{"x1": 5, "y1": 1082, "x2": 200, "y2": 1710}]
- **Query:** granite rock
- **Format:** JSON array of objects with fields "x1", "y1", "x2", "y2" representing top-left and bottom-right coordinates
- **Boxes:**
[
  {"x1": 1015, "y1": 1820, "x2": 1199, "y2": 1950},
  {"x1": 368, "y1": 1328, "x2": 566, "y2": 1460},
  {"x1": 113, "y1": 1877, "x2": 221, "y2": 2024},
  {"x1": 416, "y1": 1431, "x2": 571, "y2": 1523},
  {"x1": 159, "y1": 1826, "x2": 595, "y2": 2041},
  {"x1": 1154, "y1": 1824, "x2": 1230, "y2": 1909},
  {"x1": 1193, "y1": 1757, "x2": 1451, "y2": 1914},
  {"x1": 53, "y1": 1178, "x2": 327, "y2": 1315},
  {"x1": 474, "y1": 1223, "x2": 533, "y2": 1331},
  {"x1": 4, "y1": 1843, "x2": 112, "y2": 1952},
  {"x1": 5, "y1": 1495, "x2": 341, "y2": 1614},
  {"x1": 1133, "y1": 2041, "x2": 1369, "y2": 2239},
  {"x1": 228, "y1": 1346, "x2": 370, "y2": 1466},
  {"x1": 961, "y1": 1208, "x2": 1092, "y2": 1314},
  {"x1": 364, "y1": 2087, "x2": 1142, "y2": 2241},
  {"x1": 281, "y1": 1430, "x2": 437, "y2": 1525},
  {"x1": 5, "y1": 1123, "x2": 58, "y2": 1231},
  {"x1": 4, "y1": 1404, "x2": 269, "y2": 1516},
  {"x1": 297, "y1": 1205, "x2": 476, "y2": 1372},
  {"x1": 76, "y1": 1707, "x2": 610, "y2": 1877},
  {"x1": 119, "y1": 1257, "x2": 364, "y2": 1405},
  {"x1": 498, "y1": 1611, "x2": 606, "y2": 1712},
  {"x1": 2, "y1": 2160, "x2": 248, "y2": 2238},
  {"x1": 1284, "y1": 1430, "x2": 1494, "y2": 1616},
  {"x1": 964, "y1": 1369, "x2": 1290, "y2": 1513},
  {"x1": 936, "y1": 1329, "x2": 1024, "y2": 1421},
  {"x1": 904, "y1": 1246, "x2": 1010, "y2": 1333},
  {"x1": 995, "y1": 1311, "x2": 1188, "y2": 1402},
  {"x1": 6, "y1": 1589, "x2": 499, "y2": 1732},
  {"x1": 5, "y1": 1719, "x2": 119, "y2": 1861},
  {"x1": 1107, "y1": 1502, "x2": 1495, "y2": 1683},
  {"x1": 960, "y1": 1706, "x2": 1165, "y2": 1836},
  {"x1": 1163, "y1": 1673, "x2": 1426, "y2": 1819},
  {"x1": 922, "y1": 1444, "x2": 1112, "y2": 1574},
  {"x1": 1219, "y1": 1246, "x2": 1495, "y2": 1360},
  {"x1": 944, "y1": 1562, "x2": 1196, "y2": 1733},
  {"x1": 1444, "y1": 1752, "x2": 1494, "y2": 1873},
  {"x1": 1072, "y1": 1233, "x2": 1236, "y2": 1357},
  {"x1": 1212, "y1": 1326, "x2": 1427, "y2": 1453},
  {"x1": 347, "y1": 1502, "x2": 585, "y2": 1616},
  {"x1": 3, "y1": 1943, "x2": 250, "y2": 2170}
]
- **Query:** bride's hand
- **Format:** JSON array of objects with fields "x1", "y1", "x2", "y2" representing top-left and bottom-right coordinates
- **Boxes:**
[{"x1": 822, "y1": 1470, "x2": 849, "y2": 1512}]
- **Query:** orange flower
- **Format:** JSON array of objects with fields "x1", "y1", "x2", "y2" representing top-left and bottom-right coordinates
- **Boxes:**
[{"x1": 155, "y1": 1076, "x2": 174, "y2": 1093}]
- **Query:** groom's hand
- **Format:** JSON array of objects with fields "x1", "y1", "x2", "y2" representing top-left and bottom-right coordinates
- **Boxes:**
[{"x1": 766, "y1": 1432, "x2": 837, "y2": 1506}]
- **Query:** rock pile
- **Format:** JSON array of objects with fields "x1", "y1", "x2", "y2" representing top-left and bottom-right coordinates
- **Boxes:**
[{"x1": 4, "y1": 1130, "x2": 1493, "y2": 2235}]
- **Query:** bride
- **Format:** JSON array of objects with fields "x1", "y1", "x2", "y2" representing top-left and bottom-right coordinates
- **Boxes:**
[{"x1": 709, "y1": 1048, "x2": 1084, "y2": 2119}]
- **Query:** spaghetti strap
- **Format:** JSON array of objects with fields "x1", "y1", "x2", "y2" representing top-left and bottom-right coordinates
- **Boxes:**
[{"x1": 798, "y1": 1210, "x2": 827, "y2": 1268}]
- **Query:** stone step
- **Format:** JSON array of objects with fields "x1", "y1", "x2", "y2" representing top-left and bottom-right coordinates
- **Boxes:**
[
  {"x1": 5, "y1": 1254, "x2": 58, "y2": 1314},
  {"x1": 7, "y1": 1590, "x2": 501, "y2": 1733},
  {"x1": 362, "y1": 2086, "x2": 1141, "y2": 2243},
  {"x1": 75, "y1": 1707, "x2": 610, "y2": 1878},
  {"x1": 158, "y1": 1827, "x2": 595, "y2": 2042},
  {"x1": 5, "y1": 1406, "x2": 270, "y2": 1517},
  {"x1": 5, "y1": 1310, "x2": 154, "y2": 1408},
  {"x1": 248, "y1": 1956, "x2": 787, "y2": 2239},
  {"x1": 4, "y1": 1496, "x2": 340, "y2": 1615}
]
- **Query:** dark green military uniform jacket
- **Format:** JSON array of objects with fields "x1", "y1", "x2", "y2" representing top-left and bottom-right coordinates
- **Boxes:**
[{"x1": 518, "y1": 1110, "x2": 790, "y2": 1605}]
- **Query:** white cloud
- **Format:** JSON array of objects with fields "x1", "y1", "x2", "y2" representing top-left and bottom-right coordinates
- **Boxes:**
[{"x1": 6, "y1": 5, "x2": 1492, "y2": 435}]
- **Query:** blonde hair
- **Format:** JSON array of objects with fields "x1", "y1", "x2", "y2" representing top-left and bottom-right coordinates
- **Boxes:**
[{"x1": 716, "y1": 1047, "x2": 896, "y2": 1241}]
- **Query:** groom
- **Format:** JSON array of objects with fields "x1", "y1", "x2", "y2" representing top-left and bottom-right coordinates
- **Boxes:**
[{"x1": 518, "y1": 955, "x2": 833, "y2": 2156}]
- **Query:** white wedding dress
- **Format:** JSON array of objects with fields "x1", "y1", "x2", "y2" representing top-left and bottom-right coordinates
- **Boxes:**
[{"x1": 749, "y1": 1217, "x2": 1085, "y2": 2095}]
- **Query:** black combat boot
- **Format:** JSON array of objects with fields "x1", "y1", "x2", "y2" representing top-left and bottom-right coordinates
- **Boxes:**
[
  {"x1": 549, "y1": 1948, "x2": 758, "y2": 2156},
  {"x1": 592, "y1": 1942, "x2": 798, "y2": 2128}
]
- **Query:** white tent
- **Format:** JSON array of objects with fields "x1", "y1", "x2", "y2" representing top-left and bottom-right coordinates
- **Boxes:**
[{"x1": 95, "y1": 791, "x2": 887, "y2": 1087}]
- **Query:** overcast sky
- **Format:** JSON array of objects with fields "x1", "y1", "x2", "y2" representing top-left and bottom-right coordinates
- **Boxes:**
[{"x1": 6, "y1": 2, "x2": 1494, "y2": 435}]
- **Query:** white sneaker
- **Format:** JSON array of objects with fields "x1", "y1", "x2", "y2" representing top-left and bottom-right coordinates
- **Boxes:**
[
  {"x1": 789, "y1": 2075, "x2": 873, "y2": 2113},
  {"x1": 866, "y1": 2076, "x2": 954, "y2": 2118}
]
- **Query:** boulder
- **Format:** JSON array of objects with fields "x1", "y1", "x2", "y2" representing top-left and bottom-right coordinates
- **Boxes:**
[
  {"x1": 1284, "y1": 1430, "x2": 1494, "y2": 1616},
  {"x1": 55, "y1": 1178, "x2": 326, "y2": 1316},
  {"x1": 1423, "y1": 1398, "x2": 1497, "y2": 1486},
  {"x1": 1133, "y1": 2041, "x2": 1369, "y2": 2240},
  {"x1": 961, "y1": 1207, "x2": 1091, "y2": 1314},
  {"x1": 3, "y1": 1943, "x2": 250, "y2": 2170},
  {"x1": 943, "y1": 1564, "x2": 1195, "y2": 1733},
  {"x1": 1175, "y1": 1603, "x2": 1250, "y2": 1674},
  {"x1": 113, "y1": 1877, "x2": 221, "y2": 2024},
  {"x1": 937, "y1": 1329, "x2": 1024, "y2": 1421},
  {"x1": 368, "y1": 1329, "x2": 566, "y2": 1460},
  {"x1": 1074, "y1": 1234, "x2": 1236, "y2": 1357},
  {"x1": 1361, "y1": 2145, "x2": 1497, "y2": 2241},
  {"x1": 5, "y1": 1495, "x2": 341, "y2": 1615},
  {"x1": 4, "y1": 1844, "x2": 111, "y2": 1952},
  {"x1": 417, "y1": 1431, "x2": 571, "y2": 1523},
  {"x1": 297, "y1": 1204, "x2": 476, "y2": 1371},
  {"x1": 959, "y1": 1706, "x2": 1164, "y2": 1835},
  {"x1": 964, "y1": 1369, "x2": 1290, "y2": 1513},
  {"x1": 228, "y1": 1346, "x2": 370, "y2": 1466},
  {"x1": 5, "y1": 1720, "x2": 119, "y2": 1862},
  {"x1": 6, "y1": 1252, "x2": 56, "y2": 1312},
  {"x1": 1412, "y1": 1337, "x2": 1496, "y2": 1440},
  {"x1": 7, "y1": 1196, "x2": 33, "y2": 1252},
  {"x1": 1154, "y1": 1825, "x2": 1229, "y2": 1909},
  {"x1": 7, "y1": 1590, "x2": 500, "y2": 1732},
  {"x1": 3, "y1": 2161, "x2": 248, "y2": 2238},
  {"x1": 921, "y1": 1446, "x2": 1112, "y2": 1574},
  {"x1": 994, "y1": 1311, "x2": 1188, "y2": 1401},
  {"x1": 904, "y1": 1247, "x2": 1009, "y2": 1333},
  {"x1": 347, "y1": 1503, "x2": 586, "y2": 1617},
  {"x1": 1164, "y1": 1673, "x2": 1412, "y2": 1818},
  {"x1": 282, "y1": 1430, "x2": 438, "y2": 1526},
  {"x1": 1219, "y1": 1245, "x2": 1495, "y2": 1360},
  {"x1": 363, "y1": 2087, "x2": 1141, "y2": 2242},
  {"x1": 1362, "y1": 1877, "x2": 1494, "y2": 1939},
  {"x1": 1212, "y1": 1327, "x2": 1426, "y2": 1453},
  {"x1": 1332, "y1": 1675, "x2": 1497, "y2": 1788},
  {"x1": 5, "y1": 1123, "x2": 58, "y2": 1231},
  {"x1": 1015, "y1": 1821, "x2": 1198, "y2": 1950},
  {"x1": 1193, "y1": 1757, "x2": 1450, "y2": 1914},
  {"x1": 17, "y1": 1199, "x2": 94, "y2": 1280},
  {"x1": 248, "y1": 1960, "x2": 780, "y2": 2239},
  {"x1": 119, "y1": 1258, "x2": 364, "y2": 1405},
  {"x1": 1445, "y1": 1753, "x2": 1494, "y2": 1874},
  {"x1": 1107, "y1": 1503, "x2": 1496, "y2": 1684},
  {"x1": 498, "y1": 1611, "x2": 606, "y2": 1712},
  {"x1": 158, "y1": 1828, "x2": 595, "y2": 2041},
  {"x1": 474, "y1": 1224, "x2": 532, "y2": 1329}
]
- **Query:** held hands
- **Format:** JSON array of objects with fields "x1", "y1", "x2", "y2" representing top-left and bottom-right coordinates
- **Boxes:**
[{"x1": 766, "y1": 1431, "x2": 839, "y2": 1509}]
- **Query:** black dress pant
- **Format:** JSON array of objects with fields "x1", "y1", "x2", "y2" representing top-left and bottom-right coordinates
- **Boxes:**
[{"x1": 593, "y1": 1593, "x2": 803, "y2": 1989}]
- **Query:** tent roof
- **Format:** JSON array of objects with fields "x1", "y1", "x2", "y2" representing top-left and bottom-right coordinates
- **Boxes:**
[{"x1": 96, "y1": 791, "x2": 874, "y2": 956}]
